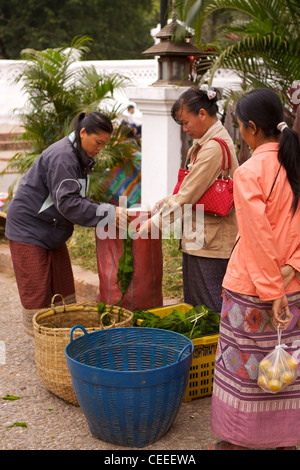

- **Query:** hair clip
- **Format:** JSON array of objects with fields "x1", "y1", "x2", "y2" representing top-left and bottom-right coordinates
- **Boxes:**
[
  {"x1": 207, "y1": 89, "x2": 217, "y2": 99},
  {"x1": 277, "y1": 121, "x2": 288, "y2": 132},
  {"x1": 199, "y1": 84, "x2": 216, "y2": 100},
  {"x1": 199, "y1": 84, "x2": 209, "y2": 92}
]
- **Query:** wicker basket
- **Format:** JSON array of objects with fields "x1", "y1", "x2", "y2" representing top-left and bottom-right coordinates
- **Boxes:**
[{"x1": 32, "y1": 294, "x2": 133, "y2": 405}]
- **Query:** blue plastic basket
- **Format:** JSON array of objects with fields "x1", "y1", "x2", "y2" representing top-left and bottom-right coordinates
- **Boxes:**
[{"x1": 65, "y1": 326, "x2": 194, "y2": 448}]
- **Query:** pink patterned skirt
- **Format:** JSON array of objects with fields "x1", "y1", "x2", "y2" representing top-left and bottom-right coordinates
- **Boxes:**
[{"x1": 210, "y1": 289, "x2": 300, "y2": 449}]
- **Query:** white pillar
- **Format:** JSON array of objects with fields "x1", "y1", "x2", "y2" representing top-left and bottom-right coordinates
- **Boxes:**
[
  {"x1": 0, "y1": 60, "x2": 26, "y2": 127},
  {"x1": 127, "y1": 86, "x2": 189, "y2": 210}
]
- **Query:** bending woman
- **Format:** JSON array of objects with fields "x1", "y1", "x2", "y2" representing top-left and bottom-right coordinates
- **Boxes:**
[
  {"x1": 210, "y1": 88, "x2": 300, "y2": 450},
  {"x1": 5, "y1": 111, "x2": 128, "y2": 335},
  {"x1": 139, "y1": 86, "x2": 239, "y2": 312}
]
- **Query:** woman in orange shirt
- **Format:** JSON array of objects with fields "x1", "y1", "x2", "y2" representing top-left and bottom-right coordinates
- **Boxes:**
[{"x1": 210, "y1": 88, "x2": 300, "y2": 450}]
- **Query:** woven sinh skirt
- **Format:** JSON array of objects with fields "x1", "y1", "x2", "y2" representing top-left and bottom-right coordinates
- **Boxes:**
[
  {"x1": 210, "y1": 289, "x2": 300, "y2": 449},
  {"x1": 182, "y1": 252, "x2": 228, "y2": 312},
  {"x1": 9, "y1": 241, "x2": 76, "y2": 335}
]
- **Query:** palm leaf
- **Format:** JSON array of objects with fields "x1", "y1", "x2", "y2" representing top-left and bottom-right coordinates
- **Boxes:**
[
  {"x1": 208, "y1": 32, "x2": 300, "y2": 97},
  {"x1": 5, "y1": 36, "x2": 138, "y2": 203},
  {"x1": 179, "y1": 0, "x2": 299, "y2": 115}
]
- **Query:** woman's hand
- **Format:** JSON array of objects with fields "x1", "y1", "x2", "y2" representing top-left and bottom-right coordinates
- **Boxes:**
[
  {"x1": 272, "y1": 295, "x2": 292, "y2": 329},
  {"x1": 271, "y1": 265, "x2": 297, "y2": 329},
  {"x1": 281, "y1": 264, "x2": 295, "y2": 288},
  {"x1": 152, "y1": 199, "x2": 165, "y2": 215},
  {"x1": 115, "y1": 206, "x2": 130, "y2": 229},
  {"x1": 137, "y1": 198, "x2": 165, "y2": 236},
  {"x1": 138, "y1": 217, "x2": 153, "y2": 236}
]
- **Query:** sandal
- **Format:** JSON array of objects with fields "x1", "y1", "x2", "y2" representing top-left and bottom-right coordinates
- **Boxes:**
[{"x1": 209, "y1": 440, "x2": 248, "y2": 450}]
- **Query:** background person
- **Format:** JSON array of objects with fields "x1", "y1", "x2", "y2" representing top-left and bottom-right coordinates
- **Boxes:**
[
  {"x1": 139, "y1": 85, "x2": 239, "y2": 313},
  {"x1": 121, "y1": 105, "x2": 141, "y2": 139},
  {"x1": 210, "y1": 88, "x2": 300, "y2": 450},
  {"x1": 5, "y1": 111, "x2": 128, "y2": 335}
]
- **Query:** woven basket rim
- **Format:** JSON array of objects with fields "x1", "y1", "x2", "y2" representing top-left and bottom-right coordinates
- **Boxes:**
[{"x1": 32, "y1": 298, "x2": 133, "y2": 334}]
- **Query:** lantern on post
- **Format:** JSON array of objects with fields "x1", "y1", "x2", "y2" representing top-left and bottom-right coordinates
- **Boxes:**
[{"x1": 143, "y1": 2, "x2": 202, "y2": 86}]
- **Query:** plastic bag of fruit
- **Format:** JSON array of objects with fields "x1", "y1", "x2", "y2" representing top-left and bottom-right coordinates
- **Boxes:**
[{"x1": 257, "y1": 328, "x2": 298, "y2": 394}]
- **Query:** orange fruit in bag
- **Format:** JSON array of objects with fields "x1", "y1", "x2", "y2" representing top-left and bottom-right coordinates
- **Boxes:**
[
  {"x1": 268, "y1": 379, "x2": 282, "y2": 393},
  {"x1": 258, "y1": 351, "x2": 298, "y2": 393},
  {"x1": 286, "y1": 356, "x2": 298, "y2": 372},
  {"x1": 281, "y1": 371, "x2": 296, "y2": 385},
  {"x1": 257, "y1": 375, "x2": 269, "y2": 390},
  {"x1": 259, "y1": 358, "x2": 272, "y2": 373},
  {"x1": 267, "y1": 365, "x2": 281, "y2": 380}
]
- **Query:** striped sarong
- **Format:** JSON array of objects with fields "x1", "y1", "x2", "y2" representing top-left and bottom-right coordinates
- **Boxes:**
[
  {"x1": 9, "y1": 241, "x2": 76, "y2": 335},
  {"x1": 182, "y1": 252, "x2": 229, "y2": 312},
  {"x1": 211, "y1": 289, "x2": 300, "y2": 449}
]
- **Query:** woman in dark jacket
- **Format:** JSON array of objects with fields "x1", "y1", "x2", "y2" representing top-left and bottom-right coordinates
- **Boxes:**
[{"x1": 5, "y1": 111, "x2": 127, "y2": 335}]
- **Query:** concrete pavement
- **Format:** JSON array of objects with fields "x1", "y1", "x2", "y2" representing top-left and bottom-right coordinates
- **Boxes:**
[{"x1": 0, "y1": 243, "x2": 215, "y2": 452}]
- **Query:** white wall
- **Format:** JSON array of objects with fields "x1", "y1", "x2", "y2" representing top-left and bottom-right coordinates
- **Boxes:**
[
  {"x1": 0, "y1": 60, "x2": 27, "y2": 126},
  {"x1": 0, "y1": 59, "x2": 158, "y2": 127},
  {"x1": 127, "y1": 86, "x2": 189, "y2": 208},
  {"x1": 0, "y1": 58, "x2": 241, "y2": 127},
  {"x1": 0, "y1": 58, "x2": 242, "y2": 207}
]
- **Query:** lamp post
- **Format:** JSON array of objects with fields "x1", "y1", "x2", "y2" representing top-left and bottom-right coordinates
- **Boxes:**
[
  {"x1": 143, "y1": 3, "x2": 202, "y2": 86},
  {"x1": 127, "y1": 1, "x2": 202, "y2": 208},
  {"x1": 160, "y1": 0, "x2": 168, "y2": 28}
]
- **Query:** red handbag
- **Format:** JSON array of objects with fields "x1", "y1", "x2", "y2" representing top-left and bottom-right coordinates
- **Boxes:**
[{"x1": 173, "y1": 137, "x2": 234, "y2": 216}]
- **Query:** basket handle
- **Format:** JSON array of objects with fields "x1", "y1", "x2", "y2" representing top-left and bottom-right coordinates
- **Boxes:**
[
  {"x1": 177, "y1": 344, "x2": 192, "y2": 362},
  {"x1": 99, "y1": 312, "x2": 116, "y2": 329},
  {"x1": 69, "y1": 324, "x2": 88, "y2": 341},
  {"x1": 51, "y1": 294, "x2": 66, "y2": 311}
]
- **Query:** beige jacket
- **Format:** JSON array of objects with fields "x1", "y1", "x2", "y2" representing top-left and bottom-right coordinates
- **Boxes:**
[{"x1": 153, "y1": 120, "x2": 239, "y2": 258}]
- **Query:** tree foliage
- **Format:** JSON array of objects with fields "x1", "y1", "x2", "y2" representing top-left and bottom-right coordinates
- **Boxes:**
[
  {"x1": 176, "y1": 0, "x2": 300, "y2": 111},
  {"x1": 3, "y1": 37, "x2": 140, "y2": 202},
  {"x1": 0, "y1": 0, "x2": 156, "y2": 60}
]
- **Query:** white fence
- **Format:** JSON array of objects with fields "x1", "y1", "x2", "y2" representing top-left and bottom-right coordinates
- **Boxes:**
[
  {"x1": 0, "y1": 58, "x2": 241, "y2": 128},
  {"x1": 0, "y1": 59, "x2": 159, "y2": 127}
]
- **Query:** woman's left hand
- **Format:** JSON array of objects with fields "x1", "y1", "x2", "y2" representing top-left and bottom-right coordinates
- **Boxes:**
[
  {"x1": 138, "y1": 218, "x2": 153, "y2": 236},
  {"x1": 115, "y1": 207, "x2": 130, "y2": 229},
  {"x1": 281, "y1": 264, "x2": 295, "y2": 288},
  {"x1": 152, "y1": 199, "x2": 165, "y2": 215},
  {"x1": 272, "y1": 295, "x2": 292, "y2": 329}
]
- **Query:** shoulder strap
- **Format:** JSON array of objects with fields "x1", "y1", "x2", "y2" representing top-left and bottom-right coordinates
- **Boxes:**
[
  {"x1": 189, "y1": 137, "x2": 232, "y2": 170},
  {"x1": 186, "y1": 142, "x2": 201, "y2": 167},
  {"x1": 230, "y1": 163, "x2": 282, "y2": 257},
  {"x1": 266, "y1": 163, "x2": 282, "y2": 202},
  {"x1": 210, "y1": 137, "x2": 232, "y2": 171}
]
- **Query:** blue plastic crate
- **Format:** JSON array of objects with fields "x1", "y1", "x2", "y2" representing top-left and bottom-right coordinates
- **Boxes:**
[{"x1": 65, "y1": 326, "x2": 193, "y2": 448}]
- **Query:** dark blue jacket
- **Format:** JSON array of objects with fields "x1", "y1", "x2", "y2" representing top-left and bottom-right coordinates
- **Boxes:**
[{"x1": 5, "y1": 135, "x2": 115, "y2": 250}]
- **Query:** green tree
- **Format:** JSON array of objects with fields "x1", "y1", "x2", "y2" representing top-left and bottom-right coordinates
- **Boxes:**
[
  {"x1": 0, "y1": 0, "x2": 156, "y2": 60},
  {"x1": 176, "y1": 0, "x2": 245, "y2": 44},
  {"x1": 176, "y1": 0, "x2": 300, "y2": 111},
  {"x1": 3, "y1": 37, "x2": 139, "y2": 202}
]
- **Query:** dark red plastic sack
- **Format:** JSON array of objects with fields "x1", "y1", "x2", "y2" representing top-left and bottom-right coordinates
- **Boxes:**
[{"x1": 95, "y1": 211, "x2": 163, "y2": 311}]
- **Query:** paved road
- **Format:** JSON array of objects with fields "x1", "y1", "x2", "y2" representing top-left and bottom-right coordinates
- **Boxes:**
[{"x1": 0, "y1": 269, "x2": 215, "y2": 452}]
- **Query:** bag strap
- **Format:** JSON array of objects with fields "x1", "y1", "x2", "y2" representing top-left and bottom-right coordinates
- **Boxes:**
[
  {"x1": 191, "y1": 137, "x2": 232, "y2": 172},
  {"x1": 266, "y1": 163, "x2": 282, "y2": 202},
  {"x1": 230, "y1": 163, "x2": 282, "y2": 256},
  {"x1": 210, "y1": 137, "x2": 232, "y2": 171}
]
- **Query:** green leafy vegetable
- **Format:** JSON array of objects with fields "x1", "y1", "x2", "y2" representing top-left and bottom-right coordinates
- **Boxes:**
[
  {"x1": 6, "y1": 422, "x2": 27, "y2": 429},
  {"x1": 97, "y1": 302, "x2": 111, "y2": 326},
  {"x1": 115, "y1": 227, "x2": 134, "y2": 305},
  {"x1": 133, "y1": 305, "x2": 220, "y2": 339},
  {"x1": 97, "y1": 302, "x2": 106, "y2": 315},
  {"x1": 2, "y1": 395, "x2": 21, "y2": 401},
  {"x1": 97, "y1": 303, "x2": 126, "y2": 326}
]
